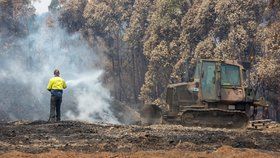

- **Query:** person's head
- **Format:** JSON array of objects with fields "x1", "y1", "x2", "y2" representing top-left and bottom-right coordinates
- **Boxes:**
[{"x1": 54, "y1": 69, "x2": 60, "y2": 77}]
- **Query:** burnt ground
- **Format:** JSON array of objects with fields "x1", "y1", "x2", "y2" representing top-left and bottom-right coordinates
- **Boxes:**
[{"x1": 0, "y1": 121, "x2": 280, "y2": 156}]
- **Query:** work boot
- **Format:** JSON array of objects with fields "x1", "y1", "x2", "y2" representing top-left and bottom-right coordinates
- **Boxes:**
[
  {"x1": 48, "y1": 117, "x2": 56, "y2": 123},
  {"x1": 56, "y1": 117, "x2": 61, "y2": 122}
]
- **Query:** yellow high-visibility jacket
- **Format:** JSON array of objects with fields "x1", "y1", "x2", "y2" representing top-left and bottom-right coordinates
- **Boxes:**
[{"x1": 47, "y1": 77, "x2": 67, "y2": 90}]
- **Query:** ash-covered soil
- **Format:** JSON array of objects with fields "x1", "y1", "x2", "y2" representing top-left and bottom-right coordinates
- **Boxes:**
[{"x1": 0, "y1": 121, "x2": 280, "y2": 155}]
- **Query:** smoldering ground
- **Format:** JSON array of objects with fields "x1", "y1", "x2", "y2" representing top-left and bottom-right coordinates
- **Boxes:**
[{"x1": 0, "y1": 5, "x2": 119, "y2": 124}]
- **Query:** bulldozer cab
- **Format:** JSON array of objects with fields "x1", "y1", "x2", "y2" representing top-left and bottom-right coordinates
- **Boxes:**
[{"x1": 195, "y1": 59, "x2": 244, "y2": 103}]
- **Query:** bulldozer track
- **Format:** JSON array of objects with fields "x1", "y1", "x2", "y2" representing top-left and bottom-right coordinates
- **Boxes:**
[
  {"x1": 179, "y1": 109, "x2": 249, "y2": 129},
  {"x1": 249, "y1": 119, "x2": 278, "y2": 129}
]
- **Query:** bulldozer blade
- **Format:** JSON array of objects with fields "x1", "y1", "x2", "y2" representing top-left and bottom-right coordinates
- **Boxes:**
[
  {"x1": 180, "y1": 109, "x2": 249, "y2": 128},
  {"x1": 140, "y1": 104, "x2": 162, "y2": 125}
]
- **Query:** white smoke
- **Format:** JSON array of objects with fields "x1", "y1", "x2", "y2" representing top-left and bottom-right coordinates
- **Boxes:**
[
  {"x1": 0, "y1": 1, "x2": 119, "y2": 124},
  {"x1": 66, "y1": 70, "x2": 119, "y2": 124},
  {"x1": 33, "y1": 0, "x2": 52, "y2": 14}
]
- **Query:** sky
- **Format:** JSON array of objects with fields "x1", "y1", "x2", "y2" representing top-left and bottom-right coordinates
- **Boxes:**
[{"x1": 32, "y1": 0, "x2": 52, "y2": 14}]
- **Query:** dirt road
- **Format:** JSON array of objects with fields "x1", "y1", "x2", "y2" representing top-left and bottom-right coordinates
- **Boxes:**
[{"x1": 0, "y1": 121, "x2": 279, "y2": 157}]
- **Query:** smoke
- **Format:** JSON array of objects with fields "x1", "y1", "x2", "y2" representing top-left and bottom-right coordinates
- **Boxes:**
[
  {"x1": 65, "y1": 70, "x2": 118, "y2": 124},
  {"x1": 0, "y1": 2, "x2": 119, "y2": 124},
  {"x1": 33, "y1": 0, "x2": 52, "y2": 14}
]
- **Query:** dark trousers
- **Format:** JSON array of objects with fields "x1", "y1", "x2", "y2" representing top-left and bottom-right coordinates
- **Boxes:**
[{"x1": 49, "y1": 95, "x2": 62, "y2": 122}]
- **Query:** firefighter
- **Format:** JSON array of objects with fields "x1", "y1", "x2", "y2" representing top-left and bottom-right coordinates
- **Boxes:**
[{"x1": 47, "y1": 69, "x2": 67, "y2": 122}]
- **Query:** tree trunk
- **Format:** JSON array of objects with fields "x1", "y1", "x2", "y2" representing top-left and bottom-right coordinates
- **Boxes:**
[
  {"x1": 115, "y1": 32, "x2": 123, "y2": 101},
  {"x1": 131, "y1": 50, "x2": 138, "y2": 103},
  {"x1": 277, "y1": 104, "x2": 280, "y2": 122},
  {"x1": 111, "y1": 55, "x2": 118, "y2": 100}
]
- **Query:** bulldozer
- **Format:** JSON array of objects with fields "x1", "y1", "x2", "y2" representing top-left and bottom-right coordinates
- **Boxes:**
[{"x1": 141, "y1": 59, "x2": 268, "y2": 128}]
